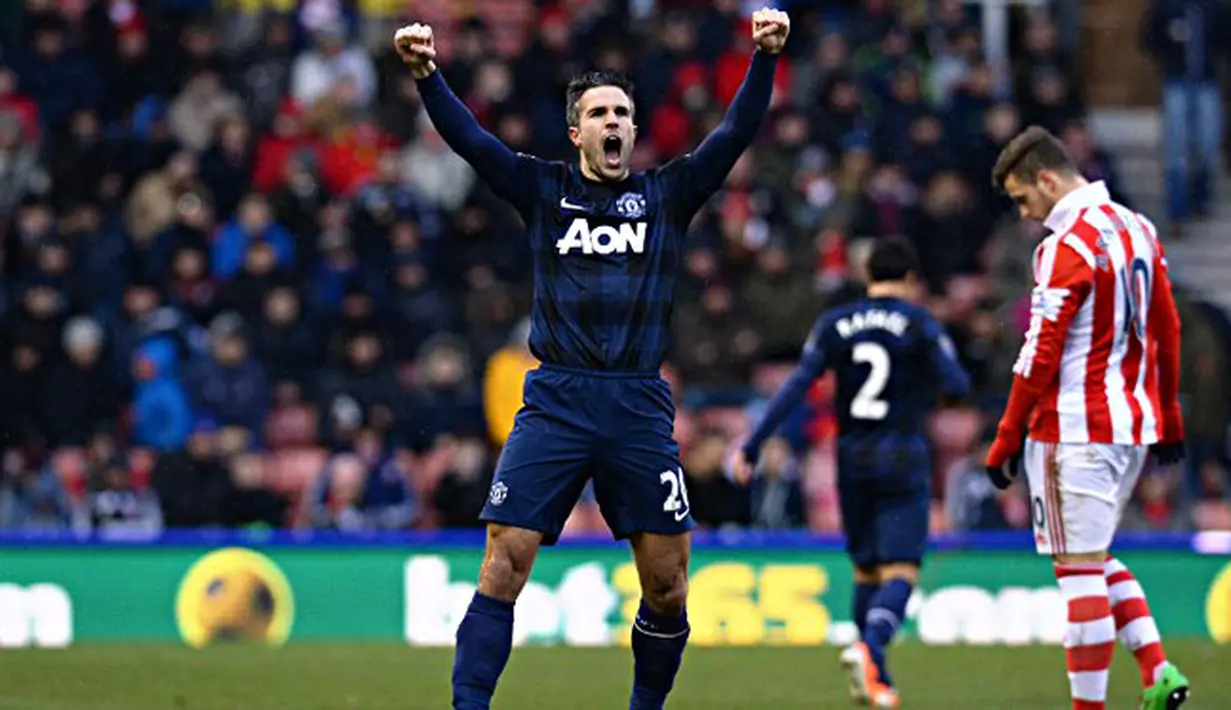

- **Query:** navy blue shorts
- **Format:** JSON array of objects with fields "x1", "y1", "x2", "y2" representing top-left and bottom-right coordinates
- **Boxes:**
[
  {"x1": 481, "y1": 365, "x2": 694, "y2": 544},
  {"x1": 837, "y1": 475, "x2": 930, "y2": 568}
]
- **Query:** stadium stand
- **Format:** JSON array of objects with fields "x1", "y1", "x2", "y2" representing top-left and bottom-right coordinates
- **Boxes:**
[{"x1": 0, "y1": 0, "x2": 1228, "y2": 537}]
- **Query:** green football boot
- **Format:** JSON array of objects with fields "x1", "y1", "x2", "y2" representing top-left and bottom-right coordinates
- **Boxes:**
[{"x1": 1141, "y1": 663, "x2": 1189, "y2": 710}]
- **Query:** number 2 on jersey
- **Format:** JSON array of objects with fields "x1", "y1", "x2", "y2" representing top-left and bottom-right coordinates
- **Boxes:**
[{"x1": 850, "y1": 342, "x2": 890, "y2": 421}]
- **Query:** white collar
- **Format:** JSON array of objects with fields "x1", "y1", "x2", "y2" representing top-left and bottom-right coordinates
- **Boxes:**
[{"x1": 1042, "y1": 181, "x2": 1110, "y2": 235}]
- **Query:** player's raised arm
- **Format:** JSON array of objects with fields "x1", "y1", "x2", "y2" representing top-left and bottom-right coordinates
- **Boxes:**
[
  {"x1": 394, "y1": 24, "x2": 536, "y2": 214},
  {"x1": 671, "y1": 8, "x2": 787, "y2": 213},
  {"x1": 985, "y1": 237, "x2": 1093, "y2": 481},
  {"x1": 733, "y1": 315, "x2": 829, "y2": 483}
]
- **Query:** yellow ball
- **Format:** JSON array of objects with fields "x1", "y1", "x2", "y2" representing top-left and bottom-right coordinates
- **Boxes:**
[
  {"x1": 196, "y1": 568, "x2": 277, "y2": 644},
  {"x1": 176, "y1": 548, "x2": 295, "y2": 649}
]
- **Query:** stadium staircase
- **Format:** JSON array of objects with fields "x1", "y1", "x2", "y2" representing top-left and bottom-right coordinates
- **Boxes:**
[{"x1": 1091, "y1": 110, "x2": 1231, "y2": 316}]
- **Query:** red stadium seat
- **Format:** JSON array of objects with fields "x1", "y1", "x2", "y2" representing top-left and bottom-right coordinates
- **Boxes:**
[
  {"x1": 802, "y1": 445, "x2": 840, "y2": 532},
  {"x1": 673, "y1": 409, "x2": 696, "y2": 451},
  {"x1": 412, "y1": 443, "x2": 455, "y2": 495},
  {"x1": 1193, "y1": 501, "x2": 1231, "y2": 531},
  {"x1": 265, "y1": 404, "x2": 319, "y2": 450},
  {"x1": 50, "y1": 448, "x2": 87, "y2": 499},
  {"x1": 128, "y1": 448, "x2": 155, "y2": 490},
  {"x1": 265, "y1": 448, "x2": 328, "y2": 496},
  {"x1": 928, "y1": 408, "x2": 983, "y2": 489},
  {"x1": 752, "y1": 362, "x2": 797, "y2": 393}
]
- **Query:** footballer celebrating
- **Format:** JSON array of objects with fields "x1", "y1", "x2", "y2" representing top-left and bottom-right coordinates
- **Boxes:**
[
  {"x1": 734, "y1": 237, "x2": 972, "y2": 709},
  {"x1": 394, "y1": 9, "x2": 789, "y2": 710},
  {"x1": 986, "y1": 126, "x2": 1190, "y2": 710}
]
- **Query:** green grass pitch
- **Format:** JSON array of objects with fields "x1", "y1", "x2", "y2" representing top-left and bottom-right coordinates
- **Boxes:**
[{"x1": 0, "y1": 642, "x2": 1228, "y2": 709}]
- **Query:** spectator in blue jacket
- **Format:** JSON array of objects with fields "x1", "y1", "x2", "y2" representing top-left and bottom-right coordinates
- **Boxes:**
[
  {"x1": 212, "y1": 192, "x2": 295, "y2": 281},
  {"x1": 131, "y1": 337, "x2": 193, "y2": 451}
]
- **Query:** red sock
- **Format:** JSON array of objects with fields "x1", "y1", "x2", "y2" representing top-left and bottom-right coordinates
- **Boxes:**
[
  {"x1": 1056, "y1": 562, "x2": 1115, "y2": 710},
  {"x1": 1105, "y1": 556, "x2": 1167, "y2": 687}
]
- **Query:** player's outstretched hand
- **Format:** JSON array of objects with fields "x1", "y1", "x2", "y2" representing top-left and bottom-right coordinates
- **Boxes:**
[
  {"x1": 1150, "y1": 440, "x2": 1185, "y2": 466},
  {"x1": 751, "y1": 7, "x2": 790, "y2": 54},
  {"x1": 730, "y1": 449, "x2": 756, "y2": 486},
  {"x1": 394, "y1": 23, "x2": 437, "y2": 79}
]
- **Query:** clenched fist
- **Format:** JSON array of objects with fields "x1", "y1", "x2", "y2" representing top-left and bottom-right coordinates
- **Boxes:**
[
  {"x1": 394, "y1": 23, "x2": 437, "y2": 79},
  {"x1": 751, "y1": 7, "x2": 790, "y2": 54}
]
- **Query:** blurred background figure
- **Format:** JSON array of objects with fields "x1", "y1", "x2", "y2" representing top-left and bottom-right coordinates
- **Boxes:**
[
  {"x1": 432, "y1": 436, "x2": 494, "y2": 528},
  {"x1": 308, "y1": 427, "x2": 415, "y2": 531},
  {"x1": 1142, "y1": 0, "x2": 1231, "y2": 233},
  {"x1": 482, "y1": 317, "x2": 536, "y2": 449},
  {"x1": 748, "y1": 436, "x2": 806, "y2": 529},
  {"x1": 83, "y1": 454, "x2": 163, "y2": 536}
]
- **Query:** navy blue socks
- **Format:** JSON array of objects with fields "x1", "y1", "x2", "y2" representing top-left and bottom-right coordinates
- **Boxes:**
[
  {"x1": 453, "y1": 593, "x2": 690, "y2": 709},
  {"x1": 863, "y1": 578, "x2": 913, "y2": 687},
  {"x1": 853, "y1": 581, "x2": 879, "y2": 640},
  {"x1": 629, "y1": 600, "x2": 690, "y2": 710},
  {"x1": 452, "y1": 592, "x2": 515, "y2": 709}
]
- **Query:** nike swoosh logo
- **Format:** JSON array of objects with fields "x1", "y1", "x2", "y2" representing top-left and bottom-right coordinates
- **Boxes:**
[
  {"x1": 674, "y1": 509, "x2": 689, "y2": 522},
  {"x1": 560, "y1": 197, "x2": 589, "y2": 211}
]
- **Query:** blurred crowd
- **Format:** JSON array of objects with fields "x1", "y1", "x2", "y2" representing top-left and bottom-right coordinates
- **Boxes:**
[{"x1": 0, "y1": 0, "x2": 1229, "y2": 538}]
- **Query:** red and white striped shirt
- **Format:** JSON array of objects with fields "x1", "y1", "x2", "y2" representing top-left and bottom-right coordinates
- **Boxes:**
[{"x1": 1005, "y1": 181, "x2": 1184, "y2": 445}]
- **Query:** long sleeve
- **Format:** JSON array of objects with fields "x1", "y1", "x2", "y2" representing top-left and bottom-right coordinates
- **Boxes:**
[
  {"x1": 743, "y1": 318, "x2": 829, "y2": 459},
  {"x1": 670, "y1": 51, "x2": 779, "y2": 215},
  {"x1": 1000, "y1": 239, "x2": 1093, "y2": 432},
  {"x1": 923, "y1": 317, "x2": 972, "y2": 399},
  {"x1": 415, "y1": 70, "x2": 539, "y2": 215},
  {"x1": 1149, "y1": 243, "x2": 1184, "y2": 441}
]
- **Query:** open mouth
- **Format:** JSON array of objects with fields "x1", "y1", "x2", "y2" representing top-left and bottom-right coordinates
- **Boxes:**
[{"x1": 602, "y1": 135, "x2": 623, "y2": 168}]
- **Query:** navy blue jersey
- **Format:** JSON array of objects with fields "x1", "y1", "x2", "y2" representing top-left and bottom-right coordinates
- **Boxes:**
[
  {"x1": 744, "y1": 296, "x2": 971, "y2": 481},
  {"x1": 416, "y1": 53, "x2": 778, "y2": 371}
]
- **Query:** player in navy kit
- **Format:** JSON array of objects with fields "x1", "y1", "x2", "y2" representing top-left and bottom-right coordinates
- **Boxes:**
[
  {"x1": 394, "y1": 9, "x2": 790, "y2": 710},
  {"x1": 733, "y1": 238, "x2": 971, "y2": 709}
]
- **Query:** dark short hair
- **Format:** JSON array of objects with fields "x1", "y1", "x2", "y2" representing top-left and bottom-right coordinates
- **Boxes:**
[
  {"x1": 866, "y1": 236, "x2": 920, "y2": 284},
  {"x1": 990, "y1": 125, "x2": 1077, "y2": 192},
  {"x1": 566, "y1": 71, "x2": 635, "y2": 127}
]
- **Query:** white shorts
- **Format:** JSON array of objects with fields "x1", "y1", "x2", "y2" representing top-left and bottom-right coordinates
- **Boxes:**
[{"x1": 1023, "y1": 439, "x2": 1148, "y2": 556}]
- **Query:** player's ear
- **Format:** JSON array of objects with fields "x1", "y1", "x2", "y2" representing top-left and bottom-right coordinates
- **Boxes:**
[
  {"x1": 568, "y1": 124, "x2": 582, "y2": 149},
  {"x1": 905, "y1": 272, "x2": 921, "y2": 298},
  {"x1": 1037, "y1": 168, "x2": 1061, "y2": 197}
]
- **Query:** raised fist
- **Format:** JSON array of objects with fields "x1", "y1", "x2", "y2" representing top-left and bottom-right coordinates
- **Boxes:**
[
  {"x1": 394, "y1": 23, "x2": 437, "y2": 79},
  {"x1": 751, "y1": 7, "x2": 791, "y2": 55}
]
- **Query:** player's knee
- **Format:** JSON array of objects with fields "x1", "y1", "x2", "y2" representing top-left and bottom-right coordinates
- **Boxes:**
[
  {"x1": 1053, "y1": 550, "x2": 1107, "y2": 567},
  {"x1": 478, "y1": 524, "x2": 542, "y2": 602},
  {"x1": 641, "y1": 565, "x2": 688, "y2": 617},
  {"x1": 877, "y1": 562, "x2": 919, "y2": 585},
  {"x1": 853, "y1": 565, "x2": 879, "y2": 584}
]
